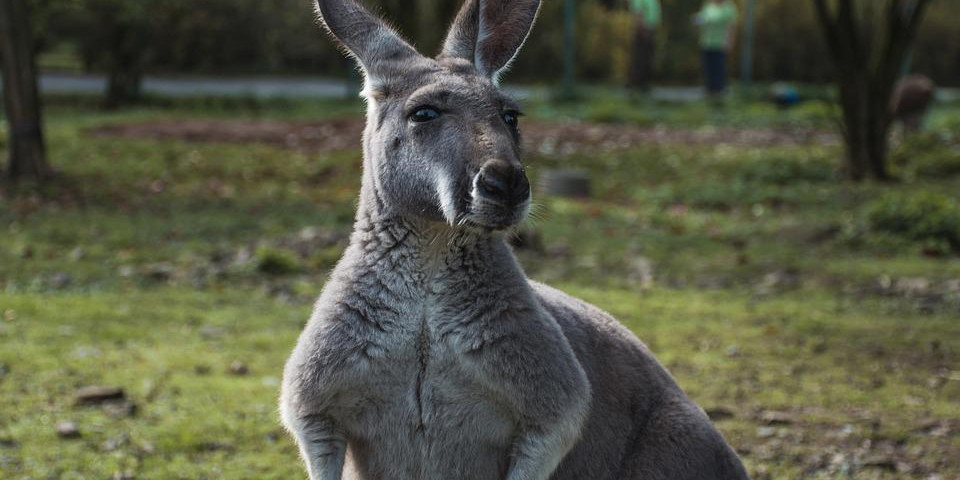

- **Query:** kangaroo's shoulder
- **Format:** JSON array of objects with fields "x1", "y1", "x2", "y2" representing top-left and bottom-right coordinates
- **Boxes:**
[
  {"x1": 527, "y1": 280, "x2": 685, "y2": 394},
  {"x1": 528, "y1": 281, "x2": 640, "y2": 344}
]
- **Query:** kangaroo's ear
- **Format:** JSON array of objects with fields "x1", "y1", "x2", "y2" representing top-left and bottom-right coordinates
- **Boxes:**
[
  {"x1": 315, "y1": 0, "x2": 420, "y2": 84},
  {"x1": 440, "y1": 0, "x2": 542, "y2": 79}
]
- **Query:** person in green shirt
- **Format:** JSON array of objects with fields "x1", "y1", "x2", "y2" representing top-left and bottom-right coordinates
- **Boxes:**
[
  {"x1": 694, "y1": 0, "x2": 738, "y2": 96},
  {"x1": 627, "y1": 0, "x2": 662, "y2": 92}
]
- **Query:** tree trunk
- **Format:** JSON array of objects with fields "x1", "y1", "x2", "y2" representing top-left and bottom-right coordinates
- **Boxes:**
[
  {"x1": 0, "y1": 0, "x2": 50, "y2": 182},
  {"x1": 105, "y1": 67, "x2": 143, "y2": 110},
  {"x1": 102, "y1": 19, "x2": 147, "y2": 110},
  {"x1": 866, "y1": 102, "x2": 892, "y2": 180},
  {"x1": 838, "y1": 78, "x2": 869, "y2": 180},
  {"x1": 839, "y1": 76, "x2": 894, "y2": 181},
  {"x1": 813, "y1": 0, "x2": 931, "y2": 182}
]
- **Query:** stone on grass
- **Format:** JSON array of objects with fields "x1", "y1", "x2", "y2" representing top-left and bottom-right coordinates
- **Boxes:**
[
  {"x1": 704, "y1": 406, "x2": 736, "y2": 421},
  {"x1": 229, "y1": 361, "x2": 249, "y2": 376},
  {"x1": 103, "y1": 400, "x2": 138, "y2": 418},
  {"x1": 56, "y1": 422, "x2": 81, "y2": 439},
  {"x1": 75, "y1": 386, "x2": 126, "y2": 405},
  {"x1": 539, "y1": 169, "x2": 591, "y2": 198},
  {"x1": 760, "y1": 410, "x2": 795, "y2": 426}
]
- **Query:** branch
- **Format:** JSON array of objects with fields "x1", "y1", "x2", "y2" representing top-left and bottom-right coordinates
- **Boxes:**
[
  {"x1": 871, "y1": 0, "x2": 933, "y2": 127},
  {"x1": 812, "y1": 0, "x2": 844, "y2": 64},
  {"x1": 877, "y1": 0, "x2": 932, "y2": 84},
  {"x1": 836, "y1": 0, "x2": 865, "y2": 68}
]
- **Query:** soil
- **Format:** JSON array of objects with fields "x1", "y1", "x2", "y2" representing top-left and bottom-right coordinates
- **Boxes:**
[{"x1": 90, "y1": 117, "x2": 838, "y2": 156}]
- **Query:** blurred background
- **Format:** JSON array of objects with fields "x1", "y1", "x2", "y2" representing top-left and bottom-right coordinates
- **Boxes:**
[{"x1": 1, "y1": 1, "x2": 958, "y2": 479}]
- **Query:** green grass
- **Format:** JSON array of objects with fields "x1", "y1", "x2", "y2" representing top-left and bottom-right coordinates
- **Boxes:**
[{"x1": 2, "y1": 99, "x2": 959, "y2": 479}]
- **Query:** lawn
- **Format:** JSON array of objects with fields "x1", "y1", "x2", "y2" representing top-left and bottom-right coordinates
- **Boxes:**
[{"x1": 1, "y1": 94, "x2": 959, "y2": 479}]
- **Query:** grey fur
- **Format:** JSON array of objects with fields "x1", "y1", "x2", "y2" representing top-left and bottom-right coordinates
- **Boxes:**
[{"x1": 281, "y1": 1, "x2": 751, "y2": 479}]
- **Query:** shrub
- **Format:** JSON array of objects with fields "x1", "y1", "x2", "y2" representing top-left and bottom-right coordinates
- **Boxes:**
[
  {"x1": 891, "y1": 131, "x2": 960, "y2": 179},
  {"x1": 255, "y1": 248, "x2": 301, "y2": 275},
  {"x1": 865, "y1": 192, "x2": 960, "y2": 253}
]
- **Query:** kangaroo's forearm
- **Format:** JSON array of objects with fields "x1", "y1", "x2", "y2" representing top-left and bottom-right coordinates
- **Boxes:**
[
  {"x1": 505, "y1": 426, "x2": 580, "y2": 480},
  {"x1": 290, "y1": 414, "x2": 347, "y2": 480}
]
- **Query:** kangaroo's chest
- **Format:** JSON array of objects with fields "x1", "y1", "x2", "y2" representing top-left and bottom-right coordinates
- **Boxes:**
[
  {"x1": 346, "y1": 302, "x2": 512, "y2": 420},
  {"x1": 335, "y1": 293, "x2": 517, "y2": 454}
]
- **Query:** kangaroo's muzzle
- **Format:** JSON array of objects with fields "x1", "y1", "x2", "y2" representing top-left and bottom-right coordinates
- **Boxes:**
[{"x1": 475, "y1": 158, "x2": 531, "y2": 209}]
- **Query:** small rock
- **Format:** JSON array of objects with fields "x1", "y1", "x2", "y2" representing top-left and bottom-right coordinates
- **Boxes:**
[
  {"x1": 0, "y1": 437, "x2": 19, "y2": 448},
  {"x1": 756, "y1": 427, "x2": 776, "y2": 438},
  {"x1": 144, "y1": 263, "x2": 175, "y2": 283},
  {"x1": 862, "y1": 455, "x2": 897, "y2": 472},
  {"x1": 539, "y1": 169, "x2": 591, "y2": 198},
  {"x1": 760, "y1": 410, "x2": 794, "y2": 426},
  {"x1": 757, "y1": 269, "x2": 801, "y2": 293},
  {"x1": 102, "y1": 435, "x2": 129, "y2": 452},
  {"x1": 68, "y1": 247, "x2": 86, "y2": 262},
  {"x1": 137, "y1": 441, "x2": 156, "y2": 456},
  {"x1": 228, "y1": 361, "x2": 249, "y2": 376},
  {"x1": 927, "y1": 376, "x2": 946, "y2": 389},
  {"x1": 75, "y1": 386, "x2": 126, "y2": 405},
  {"x1": 103, "y1": 400, "x2": 138, "y2": 418},
  {"x1": 915, "y1": 420, "x2": 951, "y2": 437},
  {"x1": 894, "y1": 277, "x2": 931, "y2": 296},
  {"x1": 705, "y1": 406, "x2": 736, "y2": 421},
  {"x1": 199, "y1": 326, "x2": 225, "y2": 340},
  {"x1": 49, "y1": 272, "x2": 72, "y2": 289},
  {"x1": 56, "y1": 422, "x2": 81, "y2": 439}
]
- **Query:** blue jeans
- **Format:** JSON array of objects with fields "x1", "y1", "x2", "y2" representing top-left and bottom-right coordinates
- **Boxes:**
[{"x1": 701, "y1": 49, "x2": 727, "y2": 94}]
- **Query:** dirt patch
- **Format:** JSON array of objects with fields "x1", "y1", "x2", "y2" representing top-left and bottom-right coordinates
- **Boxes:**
[
  {"x1": 89, "y1": 118, "x2": 837, "y2": 156},
  {"x1": 522, "y1": 122, "x2": 837, "y2": 155},
  {"x1": 91, "y1": 117, "x2": 366, "y2": 154}
]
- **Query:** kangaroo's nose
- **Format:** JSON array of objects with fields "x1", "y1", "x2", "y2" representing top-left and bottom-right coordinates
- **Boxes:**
[{"x1": 476, "y1": 159, "x2": 530, "y2": 206}]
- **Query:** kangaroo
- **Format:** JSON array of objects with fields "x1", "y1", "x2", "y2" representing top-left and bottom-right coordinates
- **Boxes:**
[{"x1": 280, "y1": 1, "x2": 751, "y2": 479}]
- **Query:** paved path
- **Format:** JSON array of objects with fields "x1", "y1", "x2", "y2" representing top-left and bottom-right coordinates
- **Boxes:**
[
  {"x1": 31, "y1": 73, "x2": 700, "y2": 102},
  {"x1": 38, "y1": 73, "x2": 355, "y2": 99}
]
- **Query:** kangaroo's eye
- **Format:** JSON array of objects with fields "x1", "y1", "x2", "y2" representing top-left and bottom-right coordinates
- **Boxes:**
[
  {"x1": 502, "y1": 110, "x2": 521, "y2": 128},
  {"x1": 411, "y1": 107, "x2": 441, "y2": 123}
]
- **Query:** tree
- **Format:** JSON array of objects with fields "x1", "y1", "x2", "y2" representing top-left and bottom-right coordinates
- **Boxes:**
[
  {"x1": 74, "y1": 1, "x2": 155, "y2": 109},
  {"x1": 0, "y1": 0, "x2": 50, "y2": 182},
  {"x1": 812, "y1": 0, "x2": 932, "y2": 181}
]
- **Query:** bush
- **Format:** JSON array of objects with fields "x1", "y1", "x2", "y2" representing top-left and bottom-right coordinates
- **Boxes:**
[
  {"x1": 891, "y1": 132, "x2": 960, "y2": 179},
  {"x1": 865, "y1": 192, "x2": 960, "y2": 253},
  {"x1": 255, "y1": 248, "x2": 301, "y2": 275}
]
